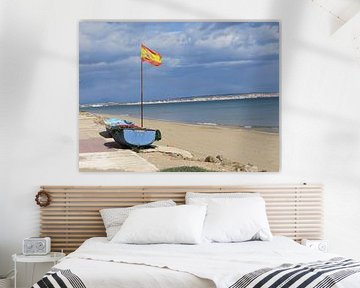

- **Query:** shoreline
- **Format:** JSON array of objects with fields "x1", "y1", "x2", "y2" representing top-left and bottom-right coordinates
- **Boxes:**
[
  {"x1": 79, "y1": 111, "x2": 280, "y2": 172},
  {"x1": 79, "y1": 110, "x2": 280, "y2": 135}
]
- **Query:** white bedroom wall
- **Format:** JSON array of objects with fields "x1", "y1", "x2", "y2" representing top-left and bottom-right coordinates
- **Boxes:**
[{"x1": 1, "y1": 0, "x2": 360, "y2": 285}]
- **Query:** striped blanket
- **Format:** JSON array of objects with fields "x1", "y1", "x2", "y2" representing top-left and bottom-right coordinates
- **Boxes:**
[
  {"x1": 32, "y1": 258, "x2": 359, "y2": 288},
  {"x1": 32, "y1": 269, "x2": 86, "y2": 288},
  {"x1": 230, "y1": 258, "x2": 360, "y2": 288}
]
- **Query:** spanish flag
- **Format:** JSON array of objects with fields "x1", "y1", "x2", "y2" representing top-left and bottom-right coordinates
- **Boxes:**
[{"x1": 141, "y1": 44, "x2": 162, "y2": 66}]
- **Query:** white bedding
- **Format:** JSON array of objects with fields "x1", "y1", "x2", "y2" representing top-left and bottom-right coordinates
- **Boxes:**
[{"x1": 53, "y1": 237, "x2": 360, "y2": 288}]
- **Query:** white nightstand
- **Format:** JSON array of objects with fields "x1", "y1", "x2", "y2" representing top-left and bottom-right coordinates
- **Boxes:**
[
  {"x1": 12, "y1": 252, "x2": 65, "y2": 288},
  {"x1": 301, "y1": 239, "x2": 328, "y2": 252}
]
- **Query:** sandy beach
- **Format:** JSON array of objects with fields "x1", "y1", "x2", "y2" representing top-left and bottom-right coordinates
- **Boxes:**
[{"x1": 79, "y1": 112, "x2": 279, "y2": 172}]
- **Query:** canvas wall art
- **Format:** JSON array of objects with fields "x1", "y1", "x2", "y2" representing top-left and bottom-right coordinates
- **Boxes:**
[{"x1": 79, "y1": 21, "x2": 280, "y2": 172}]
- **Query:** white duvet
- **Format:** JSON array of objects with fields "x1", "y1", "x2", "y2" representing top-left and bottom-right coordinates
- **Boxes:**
[{"x1": 54, "y1": 237, "x2": 360, "y2": 288}]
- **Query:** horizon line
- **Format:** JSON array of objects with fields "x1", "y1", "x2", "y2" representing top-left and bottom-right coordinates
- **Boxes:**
[{"x1": 80, "y1": 92, "x2": 279, "y2": 107}]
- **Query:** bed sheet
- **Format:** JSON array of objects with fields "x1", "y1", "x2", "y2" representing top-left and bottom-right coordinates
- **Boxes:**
[{"x1": 51, "y1": 236, "x2": 360, "y2": 288}]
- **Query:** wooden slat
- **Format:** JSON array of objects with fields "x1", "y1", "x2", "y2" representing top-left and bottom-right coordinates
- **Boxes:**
[{"x1": 39, "y1": 184, "x2": 323, "y2": 253}]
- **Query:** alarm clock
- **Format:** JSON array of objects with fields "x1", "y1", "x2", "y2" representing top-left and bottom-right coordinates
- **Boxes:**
[{"x1": 23, "y1": 237, "x2": 51, "y2": 255}]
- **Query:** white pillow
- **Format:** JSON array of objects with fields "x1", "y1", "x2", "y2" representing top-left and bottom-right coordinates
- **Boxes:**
[
  {"x1": 111, "y1": 205, "x2": 207, "y2": 244},
  {"x1": 202, "y1": 197, "x2": 272, "y2": 243},
  {"x1": 100, "y1": 200, "x2": 176, "y2": 240},
  {"x1": 186, "y1": 192, "x2": 259, "y2": 205}
]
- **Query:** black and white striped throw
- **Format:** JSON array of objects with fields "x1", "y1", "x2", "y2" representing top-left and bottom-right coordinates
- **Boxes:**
[
  {"x1": 32, "y1": 268, "x2": 86, "y2": 288},
  {"x1": 229, "y1": 257, "x2": 360, "y2": 288}
]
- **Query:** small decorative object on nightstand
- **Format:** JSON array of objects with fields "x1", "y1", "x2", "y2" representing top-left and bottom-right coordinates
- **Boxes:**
[
  {"x1": 12, "y1": 252, "x2": 65, "y2": 288},
  {"x1": 23, "y1": 237, "x2": 51, "y2": 255},
  {"x1": 301, "y1": 239, "x2": 328, "y2": 252}
]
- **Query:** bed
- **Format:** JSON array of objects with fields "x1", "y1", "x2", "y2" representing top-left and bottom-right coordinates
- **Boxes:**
[
  {"x1": 33, "y1": 236, "x2": 360, "y2": 288},
  {"x1": 33, "y1": 185, "x2": 360, "y2": 288}
]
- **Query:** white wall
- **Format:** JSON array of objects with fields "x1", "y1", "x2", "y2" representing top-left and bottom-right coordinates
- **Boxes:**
[{"x1": 1, "y1": 0, "x2": 360, "y2": 285}]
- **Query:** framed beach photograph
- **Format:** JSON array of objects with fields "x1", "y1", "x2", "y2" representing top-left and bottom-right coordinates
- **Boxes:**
[{"x1": 79, "y1": 21, "x2": 280, "y2": 172}]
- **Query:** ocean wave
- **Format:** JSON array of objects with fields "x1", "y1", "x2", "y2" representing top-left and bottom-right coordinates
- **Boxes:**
[
  {"x1": 80, "y1": 104, "x2": 106, "y2": 108},
  {"x1": 197, "y1": 122, "x2": 217, "y2": 126}
]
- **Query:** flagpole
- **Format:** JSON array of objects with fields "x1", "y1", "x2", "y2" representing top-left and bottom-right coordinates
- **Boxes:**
[{"x1": 140, "y1": 59, "x2": 144, "y2": 128}]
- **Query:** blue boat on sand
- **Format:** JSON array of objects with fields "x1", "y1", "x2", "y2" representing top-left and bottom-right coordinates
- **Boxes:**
[
  {"x1": 111, "y1": 127, "x2": 161, "y2": 148},
  {"x1": 104, "y1": 118, "x2": 135, "y2": 129},
  {"x1": 104, "y1": 118, "x2": 161, "y2": 148}
]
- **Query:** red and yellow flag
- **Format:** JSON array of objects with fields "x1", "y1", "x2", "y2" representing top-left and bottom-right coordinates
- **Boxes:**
[{"x1": 141, "y1": 44, "x2": 162, "y2": 66}]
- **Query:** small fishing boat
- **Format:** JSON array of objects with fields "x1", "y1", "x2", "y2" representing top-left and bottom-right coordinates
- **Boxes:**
[
  {"x1": 110, "y1": 127, "x2": 161, "y2": 148},
  {"x1": 103, "y1": 118, "x2": 136, "y2": 130},
  {"x1": 104, "y1": 118, "x2": 161, "y2": 148}
]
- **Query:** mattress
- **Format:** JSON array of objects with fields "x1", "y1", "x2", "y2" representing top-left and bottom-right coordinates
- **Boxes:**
[{"x1": 36, "y1": 237, "x2": 360, "y2": 288}]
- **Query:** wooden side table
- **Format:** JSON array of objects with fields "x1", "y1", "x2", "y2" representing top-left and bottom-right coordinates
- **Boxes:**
[{"x1": 12, "y1": 252, "x2": 65, "y2": 288}]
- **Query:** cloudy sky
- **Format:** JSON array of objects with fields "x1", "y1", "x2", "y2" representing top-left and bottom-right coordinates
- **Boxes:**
[{"x1": 79, "y1": 22, "x2": 279, "y2": 104}]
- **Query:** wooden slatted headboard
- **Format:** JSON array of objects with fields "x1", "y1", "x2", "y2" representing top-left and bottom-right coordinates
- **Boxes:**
[{"x1": 39, "y1": 185, "x2": 323, "y2": 253}]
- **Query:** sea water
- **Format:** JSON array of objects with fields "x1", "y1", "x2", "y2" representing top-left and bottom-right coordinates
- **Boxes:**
[{"x1": 80, "y1": 97, "x2": 279, "y2": 132}]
